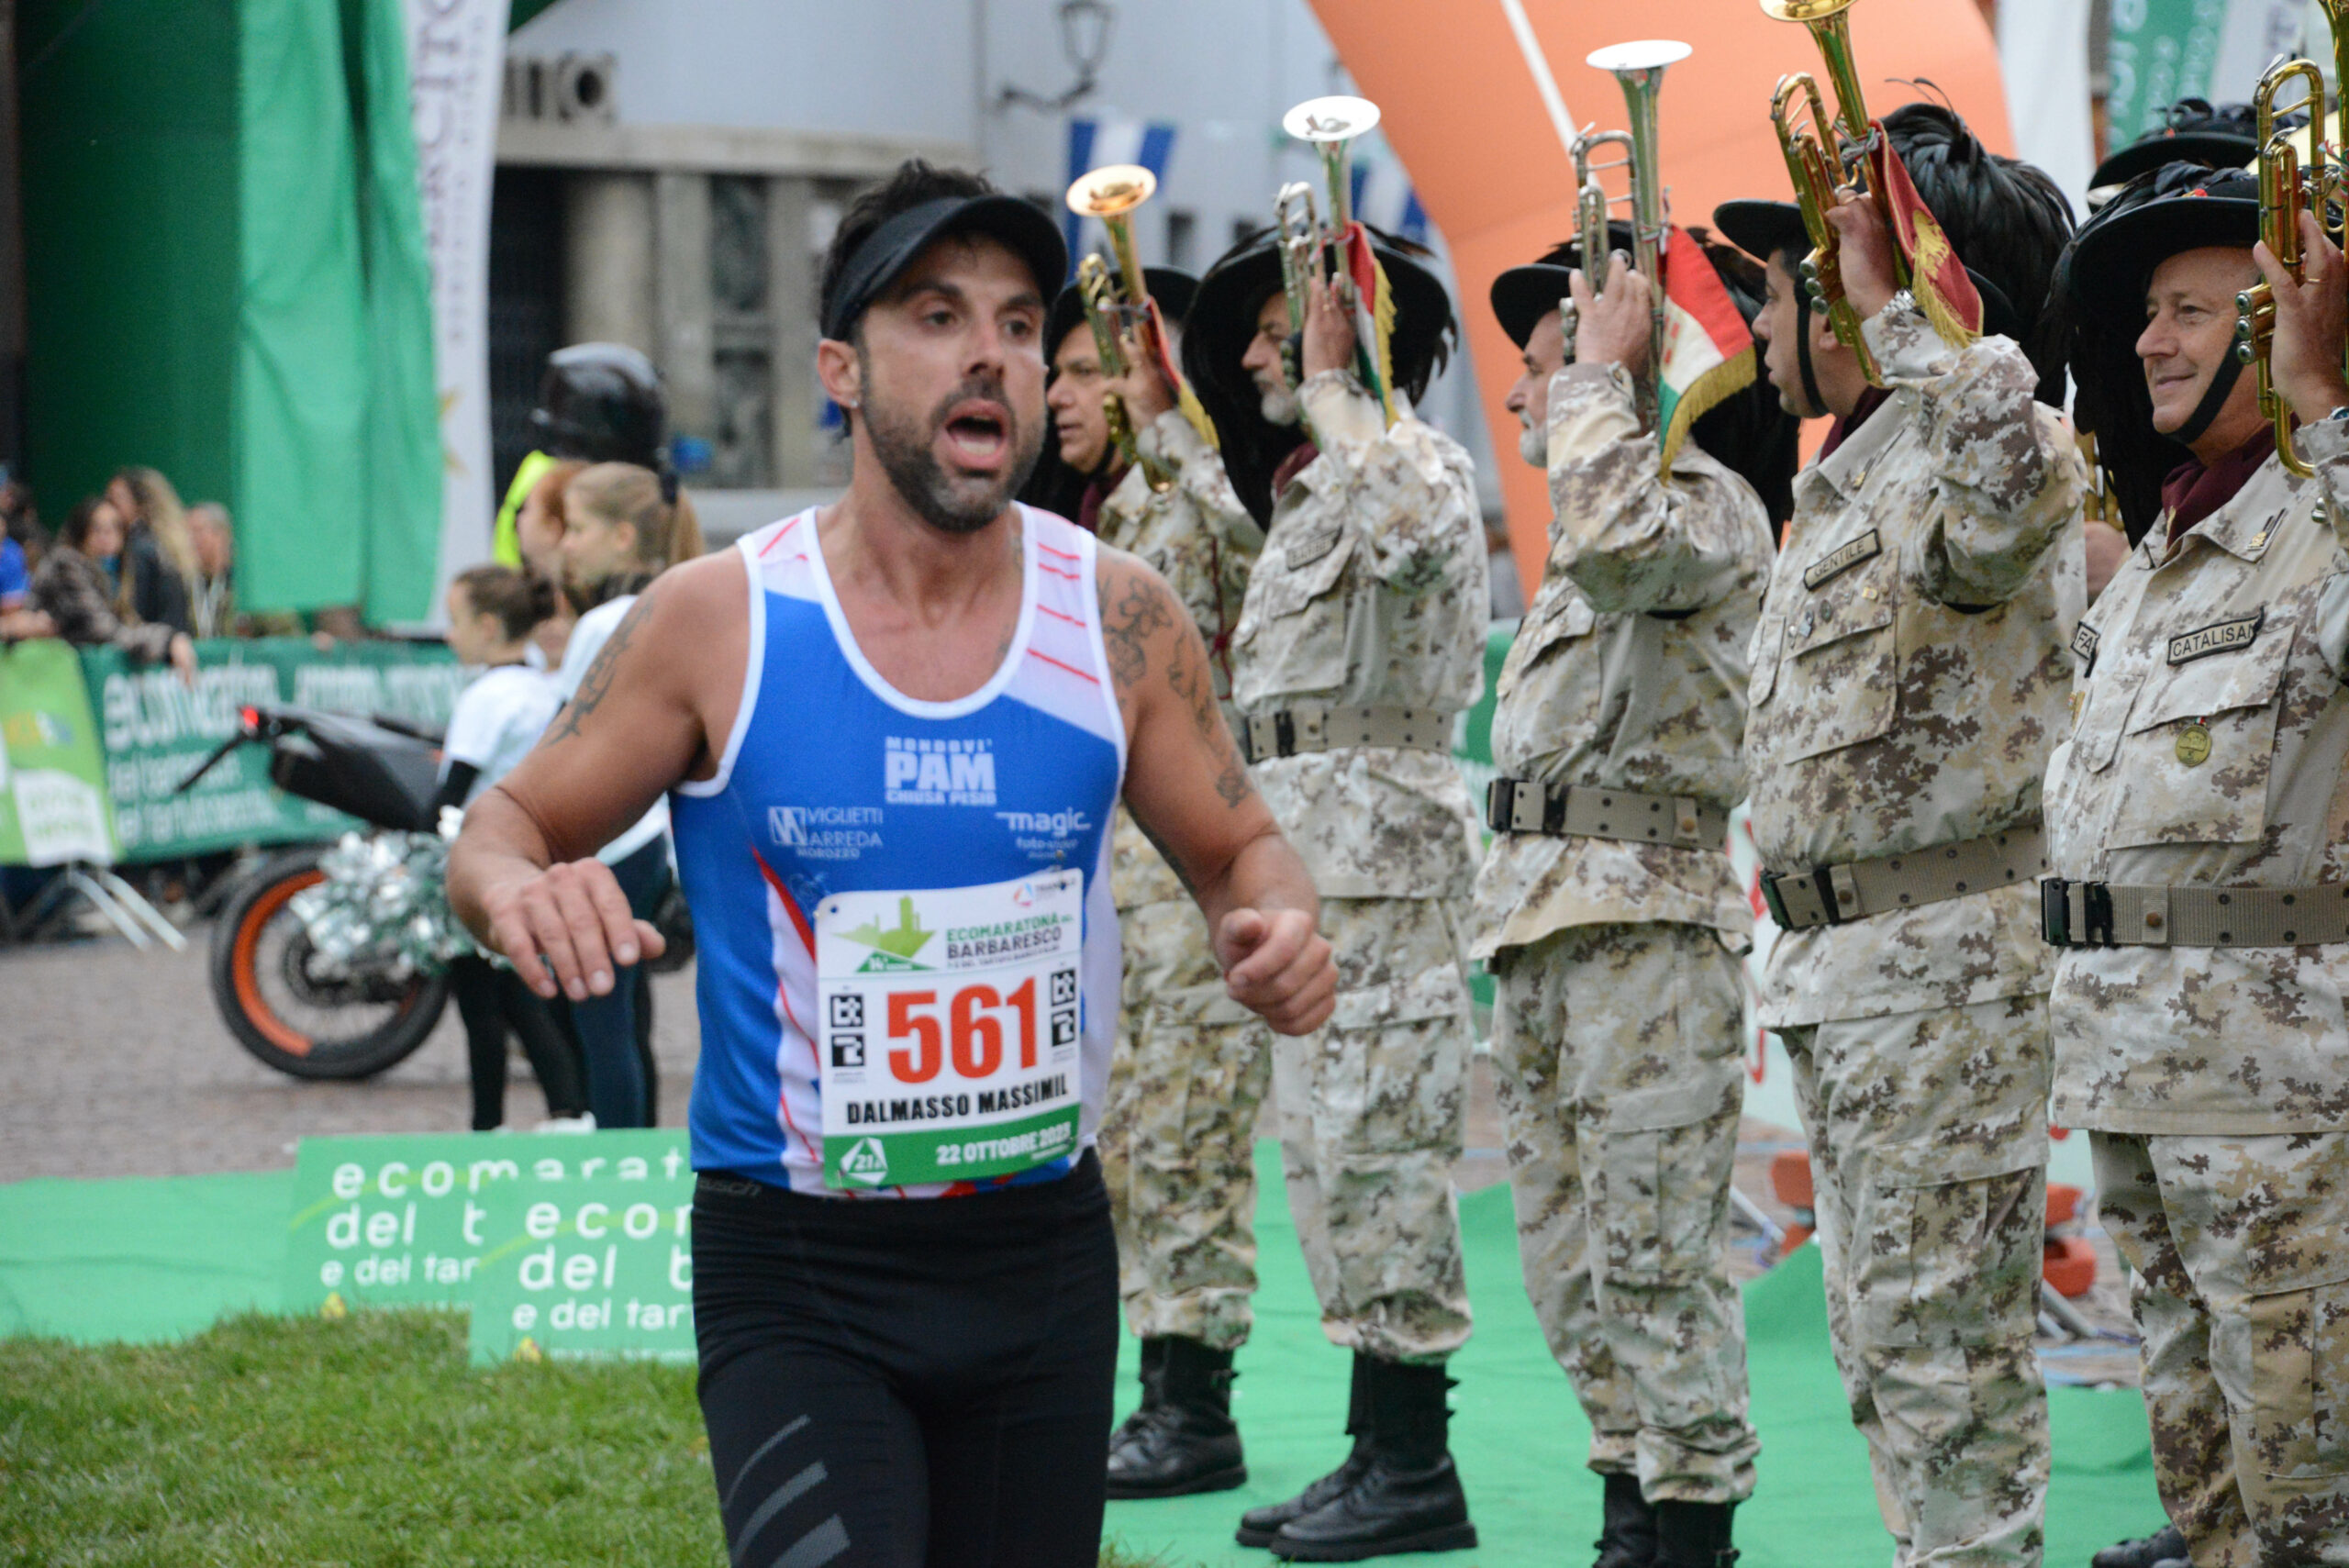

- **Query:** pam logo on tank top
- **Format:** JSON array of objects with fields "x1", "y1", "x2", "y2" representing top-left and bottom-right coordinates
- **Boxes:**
[{"x1": 883, "y1": 735, "x2": 997, "y2": 806}]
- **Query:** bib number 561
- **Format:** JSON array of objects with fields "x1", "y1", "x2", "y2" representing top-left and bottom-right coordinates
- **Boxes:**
[{"x1": 885, "y1": 979, "x2": 1039, "y2": 1084}]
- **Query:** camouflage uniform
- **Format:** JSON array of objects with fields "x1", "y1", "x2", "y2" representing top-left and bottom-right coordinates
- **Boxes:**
[
  {"x1": 2044, "y1": 421, "x2": 2349, "y2": 1564},
  {"x1": 1232, "y1": 369, "x2": 1486, "y2": 1363},
  {"x1": 1746, "y1": 302, "x2": 2086, "y2": 1567},
  {"x1": 1093, "y1": 410, "x2": 1271, "y2": 1351},
  {"x1": 1470, "y1": 361, "x2": 1766, "y2": 1503}
]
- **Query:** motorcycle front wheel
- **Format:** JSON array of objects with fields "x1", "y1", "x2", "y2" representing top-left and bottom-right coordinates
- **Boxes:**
[{"x1": 209, "y1": 846, "x2": 450, "y2": 1080}]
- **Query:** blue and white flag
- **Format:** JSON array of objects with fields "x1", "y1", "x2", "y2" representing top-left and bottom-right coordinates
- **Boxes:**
[
  {"x1": 1063, "y1": 117, "x2": 1177, "y2": 281},
  {"x1": 1352, "y1": 151, "x2": 1429, "y2": 247}
]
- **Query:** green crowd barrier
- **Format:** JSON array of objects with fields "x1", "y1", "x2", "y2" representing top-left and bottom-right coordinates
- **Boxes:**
[{"x1": 0, "y1": 636, "x2": 462, "y2": 868}]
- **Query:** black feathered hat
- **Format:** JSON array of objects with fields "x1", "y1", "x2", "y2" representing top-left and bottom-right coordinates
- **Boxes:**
[
  {"x1": 2091, "y1": 99, "x2": 2262, "y2": 194},
  {"x1": 1184, "y1": 226, "x2": 1457, "y2": 525},
  {"x1": 1488, "y1": 221, "x2": 1634, "y2": 348},
  {"x1": 2057, "y1": 161, "x2": 2262, "y2": 541},
  {"x1": 1019, "y1": 267, "x2": 1205, "y2": 521},
  {"x1": 1042, "y1": 266, "x2": 1200, "y2": 363}
]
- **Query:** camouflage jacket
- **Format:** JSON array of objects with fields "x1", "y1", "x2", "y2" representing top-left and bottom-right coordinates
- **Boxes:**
[
  {"x1": 1099, "y1": 413, "x2": 1263, "y2": 914},
  {"x1": 1746, "y1": 302, "x2": 2086, "y2": 1026},
  {"x1": 1231, "y1": 371, "x2": 1487, "y2": 900},
  {"x1": 1471, "y1": 362, "x2": 1768, "y2": 961},
  {"x1": 2046, "y1": 422, "x2": 2349, "y2": 1133}
]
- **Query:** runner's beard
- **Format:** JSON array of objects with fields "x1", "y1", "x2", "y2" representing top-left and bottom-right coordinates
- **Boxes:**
[
  {"x1": 1517, "y1": 418, "x2": 1547, "y2": 467},
  {"x1": 865, "y1": 374, "x2": 1044, "y2": 536}
]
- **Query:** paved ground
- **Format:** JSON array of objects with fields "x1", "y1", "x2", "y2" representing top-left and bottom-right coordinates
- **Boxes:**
[{"x1": 3, "y1": 921, "x2": 2141, "y2": 1381}]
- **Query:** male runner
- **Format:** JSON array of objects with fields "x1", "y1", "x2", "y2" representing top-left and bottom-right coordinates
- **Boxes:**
[{"x1": 449, "y1": 159, "x2": 1337, "y2": 1568}]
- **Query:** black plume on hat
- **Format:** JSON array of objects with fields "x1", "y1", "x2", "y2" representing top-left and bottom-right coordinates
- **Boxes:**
[
  {"x1": 2092, "y1": 98, "x2": 2265, "y2": 193},
  {"x1": 1184, "y1": 226, "x2": 1457, "y2": 526}
]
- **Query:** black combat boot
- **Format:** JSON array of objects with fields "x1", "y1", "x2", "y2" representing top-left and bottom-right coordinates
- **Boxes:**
[
  {"x1": 1106, "y1": 1338, "x2": 1168, "y2": 1463},
  {"x1": 1106, "y1": 1337, "x2": 1246, "y2": 1498},
  {"x1": 1268, "y1": 1357, "x2": 1476, "y2": 1562},
  {"x1": 2092, "y1": 1525, "x2": 2188, "y2": 1568},
  {"x1": 1593, "y1": 1471, "x2": 1659, "y2": 1568},
  {"x1": 1653, "y1": 1499, "x2": 1737, "y2": 1568},
  {"x1": 1236, "y1": 1353, "x2": 1374, "y2": 1547}
]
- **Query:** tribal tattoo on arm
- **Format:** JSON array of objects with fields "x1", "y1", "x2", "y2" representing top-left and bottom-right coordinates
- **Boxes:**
[
  {"x1": 1100, "y1": 559, "x2": 1254, "y2": 810},
  {"x1": 541, "y1": 579, "x2": 661, "y2": 747}
]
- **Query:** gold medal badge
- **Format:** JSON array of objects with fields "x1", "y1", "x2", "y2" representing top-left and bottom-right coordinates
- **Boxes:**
[{"x1": 2176, "y1": 720, "x2": 2212, "y2": 767}]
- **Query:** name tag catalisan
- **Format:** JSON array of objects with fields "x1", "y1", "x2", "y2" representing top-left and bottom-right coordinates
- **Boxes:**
[
  {"x1": 2166, "y1": 609, "x2": 2263, "y2": 666},
  {"x1": 1286, "y1": 518, "x2": 1342, "y2": 568},
  {"x1": 1803, "y1": 528, "x2": 1880, "y2": 591}
]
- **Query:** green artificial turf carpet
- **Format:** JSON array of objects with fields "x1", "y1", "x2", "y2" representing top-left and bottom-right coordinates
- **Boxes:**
[{"x1": 0, "y1": 1150, "x2": 2159, "y2": 1566}]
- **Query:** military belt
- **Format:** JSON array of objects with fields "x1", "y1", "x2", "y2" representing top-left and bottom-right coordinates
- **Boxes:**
[
  {"x1": 1484, "y1": 776, "x2": 1728, "y2": 851},
  {"x1": 1239, "y1": 705, "x2": 1454, "y2": 763},
  {"x1": 2041, "y1": 878, "x2": 2349, "y2": 948},
  {"x1": 1759, "y1": 825, "x2": 2047, "y2": 931}
]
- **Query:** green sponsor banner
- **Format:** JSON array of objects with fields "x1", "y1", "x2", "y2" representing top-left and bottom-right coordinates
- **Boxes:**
[
  {"x1": 2106, "y1": 0, "x2": 2232, "y2": 145},
  {"x1": 464, "y1": 1168, "x2": 698, "y2": 1368},
  {"x1": 82, "y1": 635, "x2": 464, "y2": 862},
  {"x1": 281, "y1": 1130, "x2": 690, "y2": 1314},
  {"x1": 0, "y1": 638, "x2": 119, "y2": 866}
]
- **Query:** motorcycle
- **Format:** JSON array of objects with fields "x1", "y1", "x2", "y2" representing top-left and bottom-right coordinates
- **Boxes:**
[{"x1": 176, "y1": 704, "x2": 461, "y2": 1080}]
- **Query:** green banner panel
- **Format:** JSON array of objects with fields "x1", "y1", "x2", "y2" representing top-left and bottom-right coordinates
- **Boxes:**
[
  {"x1": 281, "y1": 1130, "x2": 690, "y2": 1316},
  {"x1": 2106, "y1": 0, "x2": 2232, "y2": 144},
  {"x1": 464, "y1": 1163, "x2": 698, "y2": 1368},
  {"x1": 0, "y1": 639, "x2": 119, "y2": 865},
  {"x1": 75, "y1": 636, "x2": 463, "y2": 864}
]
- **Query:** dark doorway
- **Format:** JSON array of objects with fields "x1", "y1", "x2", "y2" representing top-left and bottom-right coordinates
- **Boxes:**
[{"x1": 487, "y1": 165, "x2": 565, "y2": 503}]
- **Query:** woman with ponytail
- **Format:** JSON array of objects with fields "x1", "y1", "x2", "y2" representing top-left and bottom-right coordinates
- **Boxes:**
[
  {"x1": 543, "y1": 462, "x2": 697, "y2": 1129},
  {"x1": 438, "y1": 564, "x2": 589, "y2": 1130}
]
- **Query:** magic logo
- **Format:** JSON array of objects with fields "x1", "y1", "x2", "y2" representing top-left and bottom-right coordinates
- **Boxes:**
[{"x1": 884, "y1": 736, "x2": 996, "y2": 806}]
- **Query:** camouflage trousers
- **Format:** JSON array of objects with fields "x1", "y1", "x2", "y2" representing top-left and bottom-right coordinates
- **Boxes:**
[
  {"x1": 1489, "y1": 922, "x2": 1758, "y2": 1505},
  {"x1": 1272, "y1": 894, "x2": 1474, "y2": 1364},
  {"x1": 1777, "y1": 995, "x2": 2053, "y2": 1568},
  {"x1": 1097, "y1": 896, "x2": 1273, "y2": 1351},
  {"x1": 2092, "y1": 1129, "x2": 2349, "y2": 1567}
]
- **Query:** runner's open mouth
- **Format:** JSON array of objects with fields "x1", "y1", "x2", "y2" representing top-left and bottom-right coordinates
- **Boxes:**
[{"x1": 942, "y1": 403, "x2": 1011, "y2": 466}]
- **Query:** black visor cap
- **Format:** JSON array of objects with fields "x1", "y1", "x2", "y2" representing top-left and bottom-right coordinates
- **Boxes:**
[{"x1": 821, "y1": 194, "x2": 1070, "y2": 341}]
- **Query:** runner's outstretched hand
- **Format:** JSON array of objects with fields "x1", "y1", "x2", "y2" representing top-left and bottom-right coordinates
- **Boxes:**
[
  {"x1": 1217, "y1": 906, "x2": 1337, "y2": 1036},
  {"x1": 480, "y1": 858, "x2": 665, "y2": 1002}
]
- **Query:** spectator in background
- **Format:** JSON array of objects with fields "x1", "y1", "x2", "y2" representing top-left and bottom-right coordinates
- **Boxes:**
[
  {"x1": 0, "y1": 482, "x2": 50, "y2": 638},
  {"x1": 511, "y1": 457, "x2": 585, "y2": 668},
  {"x1": 107, "y1": 467, "x2": 197, "y2": 637},
  {"x1": 435, "y1": 563, "x2": 591, "y2": 1131},
  {"x1": 185, "y1": 502, "x2": 236, "y2": 638},
  {"x1": 28, "y1": 496, "x2": 195, "y2": 683}
]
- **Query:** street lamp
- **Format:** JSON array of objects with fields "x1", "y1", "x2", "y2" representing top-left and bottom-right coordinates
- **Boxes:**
[{"x1": 997, "y1": 0, "x2": 1117, "y2": 112}]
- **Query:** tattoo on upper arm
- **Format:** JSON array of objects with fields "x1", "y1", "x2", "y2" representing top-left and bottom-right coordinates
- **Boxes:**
[
  {"x1": 542, "y1": 582, "x2": 660, "y2": 747},
  {"x1": 1099, "y1": 564, "x2": 1172, "y2": 692}
]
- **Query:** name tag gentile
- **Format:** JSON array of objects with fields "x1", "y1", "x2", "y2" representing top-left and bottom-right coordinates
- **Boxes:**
[{"x1": 814, "y1": 870, "x2": 1085, "y2": 1189}]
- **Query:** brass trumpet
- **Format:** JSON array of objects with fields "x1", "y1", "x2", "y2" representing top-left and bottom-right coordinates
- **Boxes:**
[
  {"x1": 1763, "y1": 0, "x2": 1907, "y2": 386},
  {"x1": 1276, "y1": 95, "x2": 1386, "y2": 403},
  {"x1": 1066, "y1": 163, "x2": 1176, "y2": 491},
  {"x1": 1582, "y1": 39, "x2": 1689, "y2": 426}
]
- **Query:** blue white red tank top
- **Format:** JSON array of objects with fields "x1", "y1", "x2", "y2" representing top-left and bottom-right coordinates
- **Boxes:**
[{"x1": 672, "y1": 506, "x2": 1126, "y2": 1196}]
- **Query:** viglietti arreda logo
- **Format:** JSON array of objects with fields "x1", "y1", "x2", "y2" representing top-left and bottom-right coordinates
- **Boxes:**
[{"x1": 841, "y1": 895, "x2": 938, "y2": 973}]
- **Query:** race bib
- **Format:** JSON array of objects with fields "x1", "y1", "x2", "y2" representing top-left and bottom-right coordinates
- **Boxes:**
[{"x1": 814, "y1": 870, "x2": 1085, "y2": 1190}]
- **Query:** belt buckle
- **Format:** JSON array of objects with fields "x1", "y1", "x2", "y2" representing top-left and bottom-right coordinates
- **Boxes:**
[
  {"x1": 2083, "y1": 881, "x2": 2115, "y2": 947},
  {"x1": 1484, "y1": 778, "x2": 1513, "y2": 834},
  {"x1": 1810, "y1": 866, "x2": 1844, "y2": 927},
  {"x1": 1273, "y1": 710, "x2": 1297, "y2": 759},
  {"x1": 2040, "y1": 877, "x2": 2070, "y2": 947},
  {"x1": 1759, "y1": 872, "x2": 1795, "y2": 929}
]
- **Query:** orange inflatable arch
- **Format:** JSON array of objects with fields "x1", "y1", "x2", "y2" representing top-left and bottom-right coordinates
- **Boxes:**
[{"x1": 1308, "y1": 0, "x2": 2015, "y2": 592}]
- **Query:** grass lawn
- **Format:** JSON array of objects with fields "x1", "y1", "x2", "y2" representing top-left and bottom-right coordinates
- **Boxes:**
[{"x1": 0, "y1": 1310, "x2": 1178, "y2": 1567}]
